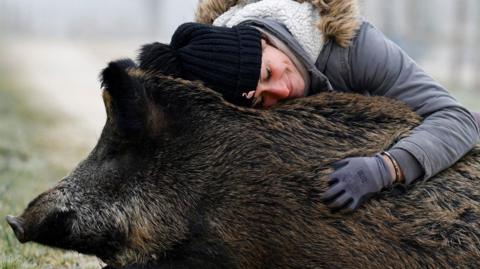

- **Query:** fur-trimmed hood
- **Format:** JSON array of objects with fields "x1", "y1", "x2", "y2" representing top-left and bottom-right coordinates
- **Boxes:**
[{"x1": 195, "y1": 0, "x2": 361, "y2": 48}]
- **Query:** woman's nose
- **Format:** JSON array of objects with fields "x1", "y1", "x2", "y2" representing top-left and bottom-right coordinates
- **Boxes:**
[
  {"x1": 257, "y1": 82, "x2": 290, "y2": 107},
  {"x1": 258, "y1": 78, "x2": 290, "y2": 97}
]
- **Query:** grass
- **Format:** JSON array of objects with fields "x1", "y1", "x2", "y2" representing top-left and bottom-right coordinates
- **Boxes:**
[{"x1": 0, "y1": 60, "x2": 103, "y2": 267}]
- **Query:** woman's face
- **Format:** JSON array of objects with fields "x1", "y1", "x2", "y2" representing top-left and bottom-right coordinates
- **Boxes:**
[{"x1": 252, "y1": 39, "x2": 306, "y2": 108}]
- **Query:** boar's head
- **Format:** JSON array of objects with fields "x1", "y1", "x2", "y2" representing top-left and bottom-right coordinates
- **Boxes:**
[
  {"x1": 5, "y1": 59, "x2": 418, "y2": 267},
  {"x1": 5, "y1": 59, "x2": 239, "y2": 266}
]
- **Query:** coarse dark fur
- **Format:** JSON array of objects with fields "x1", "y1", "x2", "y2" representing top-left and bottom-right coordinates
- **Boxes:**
[{"x1": 6, "y1": 59, "x2": 480, "y2": 268}]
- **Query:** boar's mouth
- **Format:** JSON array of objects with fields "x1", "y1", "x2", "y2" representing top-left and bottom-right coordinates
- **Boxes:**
[
  {"x1": 6, "y1": 211, "x2": 124, "y2": 260},
  {"x1": 6, "y1": 210, "x2": 76, "y2": 248}
]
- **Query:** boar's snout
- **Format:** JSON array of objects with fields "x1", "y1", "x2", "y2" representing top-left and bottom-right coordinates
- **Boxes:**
[{"x1": 5, "y1": 215, "x2": 27, "y2": 243}]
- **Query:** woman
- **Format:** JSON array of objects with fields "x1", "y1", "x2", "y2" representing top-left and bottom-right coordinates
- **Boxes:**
[{"x1": 139, "y1": 0, "x2": 480, "y2": 212}]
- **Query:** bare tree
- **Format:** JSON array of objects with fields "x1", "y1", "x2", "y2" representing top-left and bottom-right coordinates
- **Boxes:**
[
  {"x1": 380, "y1": 0, "x2": 395, "y2": 36},
  {"x1": 405, "y1": 0, "x2": 420, "y2": 42},
  {"x1": 146, "y1": 0, "x2": 160, "y2": 37},
  {"x1": 475, "y1": 1, "x2": 480, "y2": 91},
  {"x1": 404, "y1": 0, "x2": 431, "y2": 60},
  {"x1": 450, "y1": 0, "x2": 469, "y2": 88}
]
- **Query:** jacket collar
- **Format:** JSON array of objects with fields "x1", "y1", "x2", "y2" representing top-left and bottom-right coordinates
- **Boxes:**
[{"x1": 195, "y1": 0, "x2": 361, "y2": 48}]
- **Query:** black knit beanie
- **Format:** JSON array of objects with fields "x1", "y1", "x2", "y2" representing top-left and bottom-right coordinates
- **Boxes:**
[{"x1": 139, "y1": 22, "x2": 262, "y2": 106}]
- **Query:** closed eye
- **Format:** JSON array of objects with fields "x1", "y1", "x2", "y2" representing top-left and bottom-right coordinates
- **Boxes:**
[{"x1": 266, "y1": 66, "x2": 272, "y2": 81}]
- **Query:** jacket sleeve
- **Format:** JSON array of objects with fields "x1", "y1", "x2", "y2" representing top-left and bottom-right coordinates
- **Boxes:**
[{"x1": 349, "y1": 21, "x2": 480, "y2": 182}]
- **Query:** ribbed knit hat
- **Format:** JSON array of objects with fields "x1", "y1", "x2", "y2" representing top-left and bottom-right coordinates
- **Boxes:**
[{"x1": 139, "y1": 22, "x2": 262, "y2": 106}]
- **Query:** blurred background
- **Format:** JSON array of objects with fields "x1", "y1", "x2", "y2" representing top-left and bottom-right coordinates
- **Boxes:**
[{"x1": 0, "y1": 1, "x2": 478, "y2": 268}]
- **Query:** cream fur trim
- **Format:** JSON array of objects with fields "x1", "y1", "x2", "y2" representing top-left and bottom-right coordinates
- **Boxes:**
[
  {"x1": 212, "y1": 0, "x2": 322, "y2": 61},
  {"x1": 195, "y1": 0, "x2": 361, "y2": 48}
]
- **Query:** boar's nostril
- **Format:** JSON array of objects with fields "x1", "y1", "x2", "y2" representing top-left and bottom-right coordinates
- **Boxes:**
[{"x1": 5, "y1": 215, "x2": 27, "y2": 243}]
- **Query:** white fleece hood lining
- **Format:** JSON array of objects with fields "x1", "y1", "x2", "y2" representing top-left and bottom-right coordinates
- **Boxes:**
[{"x1": 212, "y1": 0, "x2": 323, "y2": 62}]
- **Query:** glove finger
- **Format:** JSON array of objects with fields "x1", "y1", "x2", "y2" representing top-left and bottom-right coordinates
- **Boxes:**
[
  {"x1": 327, "y1": 176, "x2": 339, "y2": 186},
  {"x1": 344, "y1": 192, "x2": 377, "y2": 213},
  {"x1": 326, "y1": 192, "x2": 353, "y2": 210},
  {"x1": 322, "y1": 182, "x2": 346, "y2": 202},
  {"x1": 329, "y1": 168, "x2": 346, "y2": 185},
  {"x1": 345, "y1": 198, "x2": 360, "y2": 212},
  {"x1": 332, "y1": 159, "x2": 349, "y2": 170}
]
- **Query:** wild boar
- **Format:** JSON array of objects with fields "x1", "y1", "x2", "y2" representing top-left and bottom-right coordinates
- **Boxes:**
[{"x1": 6, "y1": 59, "x2": 480, "y2": 269}]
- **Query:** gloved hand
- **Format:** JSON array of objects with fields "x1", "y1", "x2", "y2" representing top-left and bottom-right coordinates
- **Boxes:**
[{"x1": 322, "y1": 154, "x2": 395, "y2": 212}]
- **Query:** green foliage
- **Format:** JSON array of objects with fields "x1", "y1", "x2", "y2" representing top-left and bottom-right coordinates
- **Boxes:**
[{"x1": 0, "y1": 68, "x2": 102, "y2": 268}]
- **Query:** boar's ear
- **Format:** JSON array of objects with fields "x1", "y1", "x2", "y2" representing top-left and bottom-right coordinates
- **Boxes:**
[{"x1": 100, "y1": 59, "x2": 148, "y2": 138}]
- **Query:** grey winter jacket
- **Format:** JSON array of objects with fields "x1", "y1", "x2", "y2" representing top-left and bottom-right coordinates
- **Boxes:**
[{"x1": 242, "y1": 18, "x2": 480, "y2": 184}]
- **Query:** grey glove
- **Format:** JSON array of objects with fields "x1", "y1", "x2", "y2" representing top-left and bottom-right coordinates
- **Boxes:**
[{"x1": 322, "y1": 154, "x2": 394, "y2": 212}]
